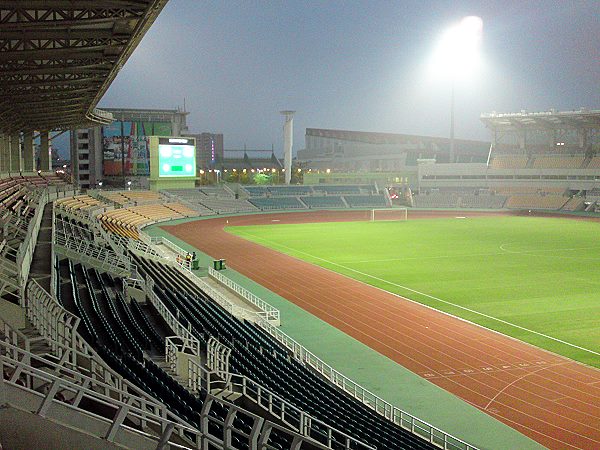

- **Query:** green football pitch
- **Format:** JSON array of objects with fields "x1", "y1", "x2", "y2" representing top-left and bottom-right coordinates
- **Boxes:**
[{"x1": 227, "y1": 215, "x2": 600, "y2": 368}]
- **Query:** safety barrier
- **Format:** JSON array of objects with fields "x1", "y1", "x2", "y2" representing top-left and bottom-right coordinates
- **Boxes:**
[
  {"x1": 254, "y1": 316, "x2": 478, "y2": 450},
  {"x1": 145, "y1": 276, "x2": 199, "y2": 353},
  {"x1": 208, "y1": 266, "x2": 280, "y2": 324},
  {"x1": 53, "y1": 219, "x2": 131, "y2": 277}
]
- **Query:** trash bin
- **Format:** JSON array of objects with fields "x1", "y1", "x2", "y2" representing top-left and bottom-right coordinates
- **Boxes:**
[
  {"x1": 220, "y1": 259, "x2": 226, "y2": 270},
  {"x1": 213, "y1": 260, "x2": 219, "y2": 270},
  {"x1": 192, "y1": 259, "x2": 199, "y2": 270}
]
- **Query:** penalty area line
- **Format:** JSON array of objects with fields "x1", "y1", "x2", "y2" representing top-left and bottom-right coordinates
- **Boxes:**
[{"x1": 237, "y1": 231, "x2": 600, "y2": 358}]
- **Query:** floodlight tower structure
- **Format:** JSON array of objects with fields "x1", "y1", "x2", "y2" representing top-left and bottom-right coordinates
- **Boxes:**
[
  {"x1": 280, "y1": 111, "x2": 295, "y2": 184},
  {"x1": 436, "y1": 16, "x2": 482, "y2": 163}
]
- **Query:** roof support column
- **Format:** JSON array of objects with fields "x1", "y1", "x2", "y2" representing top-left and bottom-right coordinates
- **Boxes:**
[
  {"x1": 23, "y1": 131, "x2": 35, "y2": 173},
  {"x1": 9, "y1": 133, "x2": 21, "y2": 173},
  {"x1": 39, "y1": 131, "x2": 51, "y2": 172},
  {"x1": 0, "y1": 134, "x2": 8, "y2": 174}
]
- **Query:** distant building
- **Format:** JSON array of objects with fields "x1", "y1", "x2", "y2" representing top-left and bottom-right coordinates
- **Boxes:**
[
  {"x1": 70, "y1": 108, "x2": 189, "y2": 189},
  {"x1": 187, "y1": 132, "x2": 224, "y2": 170},
  {"x1": 298, "y1": 128, "x2": 490, "y2": 171}
]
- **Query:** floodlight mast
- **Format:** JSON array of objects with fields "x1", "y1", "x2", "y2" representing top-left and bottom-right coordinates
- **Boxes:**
[
  {"x1": 280, "y1": 111, "x2": 295, "y2": 184},
  {"x1": 442, "y1": 16, "x2": 482, "y2": 163}
]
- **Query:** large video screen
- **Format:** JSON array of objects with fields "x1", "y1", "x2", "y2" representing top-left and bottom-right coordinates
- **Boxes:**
[{"x1": 158, "y1": 138, "x2": 196, "y2": 177}]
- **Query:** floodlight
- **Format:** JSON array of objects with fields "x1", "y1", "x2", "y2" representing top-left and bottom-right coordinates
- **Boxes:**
[{"x1": 432, "y1": 16, "x2": 482, "y2": 79}]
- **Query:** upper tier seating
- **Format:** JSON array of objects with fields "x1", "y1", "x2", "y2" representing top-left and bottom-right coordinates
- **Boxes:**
[{"x1": 490, "y1": 155, "x2": 529, "y2": 169}]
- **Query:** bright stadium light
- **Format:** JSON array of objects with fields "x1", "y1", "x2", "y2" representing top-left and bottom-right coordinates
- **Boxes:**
[
  {"x1": 429, "y1": 16, "x2": 483, "y2": 162},
  {"x1": 433, "y1": 16, "x2": 483, "y2": 79}
]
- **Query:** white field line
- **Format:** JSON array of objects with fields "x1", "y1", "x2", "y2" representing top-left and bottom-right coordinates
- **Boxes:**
[
  {"x1": 235, "y1": 231, "x2": 600, "y2": 358},
  {"x1": 342, "y1": 245, "x2": 600, "y2": 264},
  {"x1": 483, "y1": 362, "x2": 568, "y2": 410}
]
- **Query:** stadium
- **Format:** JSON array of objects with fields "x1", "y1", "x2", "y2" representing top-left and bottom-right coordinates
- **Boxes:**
[{"x1": 0, "y1": 2, "x2": 599, "y2": 450}]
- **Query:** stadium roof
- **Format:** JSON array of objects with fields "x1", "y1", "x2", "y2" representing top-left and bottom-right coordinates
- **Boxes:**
[
  {"x1": 306, "y1": 128, "x2": 488, "y2": 146},
  {"x1": 480, "y1": 109, "x2": 600, "y2": 130},
  {"x1": 0, "y1": 0, "x2": 168, "y2": 134}
]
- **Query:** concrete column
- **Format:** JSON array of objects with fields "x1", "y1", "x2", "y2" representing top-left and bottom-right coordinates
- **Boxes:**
[
  {"x1": 0, "y1": 134, "x2": 7, "y2": 173},
  {"x1": 9, "y1": 133, "x2": 21, "y2": 173},
  {"x1": 22, "y1": 131, "x2": 34, "y2": 172},
  {"x1": 280, "y1": 111, "x2": 295, "y2": 185},
  {"x1": 39, "y1": 131, "x2": 51, "y2": 172}
]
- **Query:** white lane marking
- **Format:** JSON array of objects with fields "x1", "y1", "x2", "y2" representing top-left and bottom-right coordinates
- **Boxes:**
[{"x1": 235, "y1": 231, "x2": 600, "y2": 358}]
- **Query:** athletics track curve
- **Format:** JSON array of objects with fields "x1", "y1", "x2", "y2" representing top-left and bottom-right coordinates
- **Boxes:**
[{"x1": 162, "y1": 210, "x2": 600, "y2": 450}]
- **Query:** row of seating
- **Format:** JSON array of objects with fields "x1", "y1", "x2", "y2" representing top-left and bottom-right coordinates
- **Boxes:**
[
  {"x1": 97, "y1": 202, "x2": 197, "y2": 235},
  {"x1": 58, "y1": 256, "x2": 315, "y2": 449},
  {"x1": 242, "y1": 184, "x2": 376, "y2": 197},
  {"x1": 55, "y1": 194, "x2": 103, "y2": 212},
  {"x1": 532, "y1": 155, "x2": 585, "y2": 169},
  {"x1": 491, "y1": 153, "x2": 598, "y2": 169},
  {"x1": 133, "y1": 255, "x2": 436, "y2": 450},
  {"x1": 99, "y1": 190, "x2": 162, "y2": 205},
  {"x1": 413, "y1": 193, "x2": 508, "y2": 209},
  {"x1": 505, "y1": 194, "x2": 568, "y2": 210},
  {"x1": 248, "y1": 194, "x2": 388, "y2": 210}
]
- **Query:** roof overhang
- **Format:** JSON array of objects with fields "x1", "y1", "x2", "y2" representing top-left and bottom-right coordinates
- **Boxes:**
[
  {"x1": 481, "y1": 109, "x2": 600, "y2": 131},
  {"x1": 0, "y1": 0, "x2": 169, "y2": 133}
]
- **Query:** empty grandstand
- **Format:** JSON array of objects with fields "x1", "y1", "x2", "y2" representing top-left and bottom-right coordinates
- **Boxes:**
[{"x1": 2, "y1": 1, "x2": 599, "y2": 449}]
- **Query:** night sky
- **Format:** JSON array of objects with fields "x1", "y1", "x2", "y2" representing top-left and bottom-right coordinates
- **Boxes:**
[{"x1": 95, "y1": 0, "x2": 599, "y2": 155}]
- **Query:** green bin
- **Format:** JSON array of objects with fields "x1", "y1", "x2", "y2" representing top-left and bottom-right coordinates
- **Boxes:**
[
  {"x1": 220, "y1": 259, "x2": 226, "y2": 270},
  {"x1": 192, "y1": 259, "x2": 199, "y2": 270},
  {"x1": 213, "y1": 260, "x2": 219, "y2": 270}
]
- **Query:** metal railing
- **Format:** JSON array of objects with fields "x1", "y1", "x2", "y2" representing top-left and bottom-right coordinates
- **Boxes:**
[
  {"x1": 208, "y1": 267, "x2": 280, "y2": 324},
  {"x1": 254, "y1": 316, "x2": 478, "y2": 450},
  {"x1": 53, "y1": 224, "x2": 131, "y2": 277},
  {"x1": 146, "y1": 278, "x2": 200, "y2": 353},
  {"x1": 146, "y1": 274, "x2": 373, "y2": 450},
  {"x1": 194, "y1": 276, "x2": 259, "y2": 322}
]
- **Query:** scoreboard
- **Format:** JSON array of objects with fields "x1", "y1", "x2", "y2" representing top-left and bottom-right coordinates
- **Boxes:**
[
  {"x1": 149, "y1": 136, "x2": 197, "y2": 190},
  {"x1": 158, "y1": 138, "x2": 195, "y2": 177}
]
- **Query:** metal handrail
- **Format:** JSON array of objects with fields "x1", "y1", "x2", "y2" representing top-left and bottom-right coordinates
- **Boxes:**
[
  {"x1": 208, "y1": 266, "x2": 280, "y2": 322},
  {"x1": 204, "y1": 268, "x2": 476, "y2": 449}
]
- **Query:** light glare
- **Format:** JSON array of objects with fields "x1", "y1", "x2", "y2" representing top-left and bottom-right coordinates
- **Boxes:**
[{"x1": 430, "y1": 16, "x2": 483, "y2": 80}]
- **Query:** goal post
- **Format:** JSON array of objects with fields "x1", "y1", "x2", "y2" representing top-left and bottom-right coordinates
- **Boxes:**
[{"x1": 370, "y1": 207, "x2": 408, "y2": 222}]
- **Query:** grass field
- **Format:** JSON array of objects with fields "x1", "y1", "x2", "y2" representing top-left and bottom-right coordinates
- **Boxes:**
[{"x1": 227, "y1": 215, "x2": 600, "y2": 368}]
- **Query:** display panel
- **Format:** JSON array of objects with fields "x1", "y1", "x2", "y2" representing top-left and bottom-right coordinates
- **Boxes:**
[{"x1": 158, "y1": 138, "x2": 196, "y2": 177}]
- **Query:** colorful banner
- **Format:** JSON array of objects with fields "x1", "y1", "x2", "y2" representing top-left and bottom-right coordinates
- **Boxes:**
[{"x1": 102, "y1": 120, "x2": 172, "y2": 176}]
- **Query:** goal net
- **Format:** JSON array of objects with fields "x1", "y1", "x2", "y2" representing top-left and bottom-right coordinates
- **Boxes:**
[{"x1": 370, "y1": 208, "x2": 408, "y2": 221}]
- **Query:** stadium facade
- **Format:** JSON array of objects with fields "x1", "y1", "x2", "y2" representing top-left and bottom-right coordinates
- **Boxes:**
[
  {"x1": 418, "y1": 109, "x2": 600, "y2": 193},
  {"x1": 297, "y1": 128, "x2": 490, "y2": 171},
  {"x1": 70, "y1": 108, "x2": 189, "y2": 189}
]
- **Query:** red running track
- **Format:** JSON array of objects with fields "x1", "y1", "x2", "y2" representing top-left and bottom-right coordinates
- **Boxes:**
[{"x1": 163, "y1": 210, "x2": 600, "y2": 450}]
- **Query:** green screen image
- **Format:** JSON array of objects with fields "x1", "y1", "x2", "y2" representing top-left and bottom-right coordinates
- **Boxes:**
[{"x1": 158, "y1": 143, "x2": 195, "y2": 177}]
